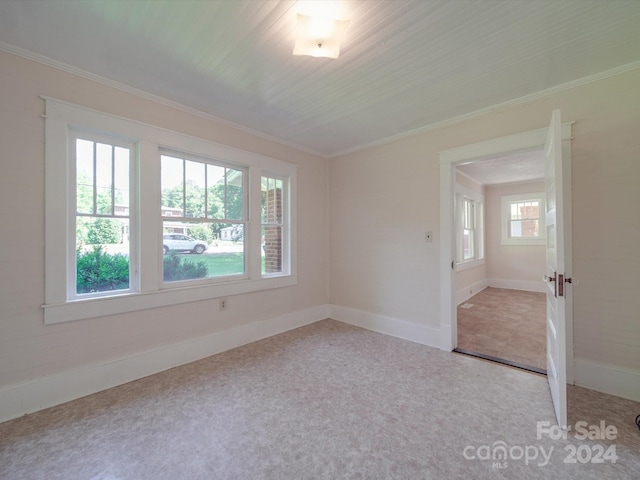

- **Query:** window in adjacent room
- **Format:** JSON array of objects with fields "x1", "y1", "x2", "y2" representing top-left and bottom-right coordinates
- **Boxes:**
[
  {"x1": 462, "y1": 197, "x2": 475, "y2": 261},
  {"x1": 501, "y1": 193, "x2": 546, "y2": 245},
  {"x1": 456, "y1": 193, "x2": 484, "y2": 266},
  {"x1": 456, "y1": 187, "x2": 484, "y2": 270}
]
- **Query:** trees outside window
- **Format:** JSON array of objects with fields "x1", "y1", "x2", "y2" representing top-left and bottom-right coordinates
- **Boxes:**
[
  {"x1": 74, "y1": 136, "x2": 132, "y2": 295},
  {"x1": 160, "y1": 154, "x2": 246, "y2": 281},
  {"x1": 44, "y1": 99, "x2": 296, "y2": 324}
]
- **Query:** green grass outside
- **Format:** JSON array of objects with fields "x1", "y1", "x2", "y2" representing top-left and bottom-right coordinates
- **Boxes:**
[
  {"x1": 173, "y1": 253, "x2": 268, "y2": 275},
  {"x1": 175, "y1": 252, "x2": 245, "y2": 277}
]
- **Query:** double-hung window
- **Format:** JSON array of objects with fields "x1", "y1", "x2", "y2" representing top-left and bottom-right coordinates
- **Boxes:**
[
  {"x1": 72, "y1": 134, "x2": 136, "y2": 297},
  {"x1": 500, "y1": 193, "x2": 546, "y2": 245},
  {"x1": 44, "y1": 98, "x2": 296, "y2": 324},
  {"x1": 462, "y1": 197, "x2": 475, "y2": 261},
  {"x1": 160, "y1": 152, "x2": 247, "y2": 283},
  {"x1": 456, "y1": 190, "x2": 484, "y2": 267}
]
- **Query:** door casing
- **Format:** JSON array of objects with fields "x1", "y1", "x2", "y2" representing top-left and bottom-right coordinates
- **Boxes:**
[{"x1": 438, "y1": 123, "x2": 574, "y2": 384}]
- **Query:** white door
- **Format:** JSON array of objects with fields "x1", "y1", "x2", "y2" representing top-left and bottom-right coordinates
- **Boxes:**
[{"x1": 544, "y1": 109, "x2": 568, "y2": 427}]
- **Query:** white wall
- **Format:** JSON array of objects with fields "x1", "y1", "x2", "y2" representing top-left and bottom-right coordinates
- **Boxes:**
[
  {"x1": 329, "y1": 67, "x2": 640, "y2": 399},
  {"x1": 0, "y1": 50, "x2": 330, "y2": 418},
  {"x1": 1, "y1": 48, "x2": 639, "y2": 415},
  {"x1": 485, "y1": 181, "x2": 546, "y2": 291}
]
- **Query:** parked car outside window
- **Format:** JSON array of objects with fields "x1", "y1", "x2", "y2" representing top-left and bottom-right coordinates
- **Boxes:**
[{"x1": 163, "y1": 234, "x2": 208, "y2": 254}]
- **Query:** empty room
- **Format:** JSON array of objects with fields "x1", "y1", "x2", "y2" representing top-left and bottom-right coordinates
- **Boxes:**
[
  {"x1": 1, "y1": 1, "x2": 639, "y2": 479},
  {"x1": 454, "y1": 154, "x2": 549, "y2": 373}
]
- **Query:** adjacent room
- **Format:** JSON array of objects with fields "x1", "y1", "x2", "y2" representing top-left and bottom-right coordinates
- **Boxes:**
[
  {"x1": 1, "y1": 1, "x2": 639, "y2": 479},
  {"x1": 454, "y1": 151, "x2": 548, "y2": 373}
]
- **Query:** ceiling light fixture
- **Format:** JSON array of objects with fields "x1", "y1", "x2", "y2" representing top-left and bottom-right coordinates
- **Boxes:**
[{"x1": 293, "y1": 2, "x2": 349, "y2": 59}]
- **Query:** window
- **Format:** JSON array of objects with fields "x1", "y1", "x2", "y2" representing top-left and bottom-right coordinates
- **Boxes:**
[
  {"x1": 462, "y1": 197, "x2": 475, "y2": 261},
  {"x1": 262, "y1": 176, "x2": 285, "y2": 275},
  {"x1": 73, "y1": 134, "x2": 135, "y2": 297},
  {"x1": 44, "y1": 98, "x2": 296, "y2": 324},
  {"x1": 501, "y1": 193, "x2": 546, "y2": 245},
  {"x1": 456, "y1": 191, "x2": 484, "y2": 266},
  {"x1": 160, "y1": 153, "x2": 246, "y2": 283}
]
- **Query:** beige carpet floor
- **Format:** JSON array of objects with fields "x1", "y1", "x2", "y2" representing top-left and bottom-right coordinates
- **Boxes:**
[
  {"x1": 457, "y1": 287, "x2": 547, "y2": 371},
  {"x1": 1, "y1": 319, "x2": 639, "y2": 479}
]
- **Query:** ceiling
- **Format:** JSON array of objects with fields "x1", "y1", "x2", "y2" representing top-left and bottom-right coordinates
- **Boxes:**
[
  {"x1": 1, "y1": 0, "x2": 640, "y2": 158},
  {"x1": 457, "y1": 149, "x2": 544, "y2": 186}
]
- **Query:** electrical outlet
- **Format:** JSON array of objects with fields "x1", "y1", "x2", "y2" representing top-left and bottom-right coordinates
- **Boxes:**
[
  {"x1": 425, "y1": 231, "x2": 433, "y2": 243},
  {"x1": 219, "y1": 298, "x2": 228, "y2": 311}
]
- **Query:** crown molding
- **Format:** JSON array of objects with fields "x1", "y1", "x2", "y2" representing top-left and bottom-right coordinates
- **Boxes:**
[
  {"x1": 2, "y1": 40, "x2": 639, "y2": 161},
  {"x1": 0, "y1": 41, "x2": 326, "y2": 159},
  {"x1": 329, "y1": 60, "x2": 640, "y2": 158}
]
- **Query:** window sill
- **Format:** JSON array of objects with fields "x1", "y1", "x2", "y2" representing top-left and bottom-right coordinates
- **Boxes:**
[
  {"x1": 43, "y1": 275, "x2": 297, "y2": 325},
  {"x1": 456, "y1": 258, "x2": 485, "y2": 272},
  {"x1": 500, "y1": 238, "x2": 546, "y2": 246}
]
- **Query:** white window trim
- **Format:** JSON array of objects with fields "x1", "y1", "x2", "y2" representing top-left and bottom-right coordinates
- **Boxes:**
[
  {"x1": 500, "y1": 192, "x2": 546, "y2": 246},
  {"x1": 261, "y1": 172, "x2": 290, "y2": 278},
  {"x1": 69, "y1": 132, "x2": 139, "y2": 300},
  {"x1": 43, "y1": 97, "x2": 297, "y2": 324},
  {"x1": 455, "y1": 185, "x2": 485, "y2": 268},
  {"x1": 456, "y1": 258, "x2": 485, "y2": 272},
  {"x1": 158, "y1": 150, "x2": 250, "y2": 287}
]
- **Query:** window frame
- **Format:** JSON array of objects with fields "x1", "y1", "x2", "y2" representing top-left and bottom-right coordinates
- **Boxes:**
[
  {"x1": 261, "y1": 173, "x2": 289, "y2": 278},
  {"x1": 455, "y1": 186, "x2": 484, "y2": 269},
  {"x1": 44, "y1": 98, "x2": 297, "y2": 325},
  {"x1": 461, "y1": 197, "x2": 475, "y2": 262},
  {"x1": 69, "y1": 131, "x2": 138, "y2": 300},
  {"x1": 159, "y1": 150, "x2": 249, "y2": 286},
  {"x1": 500, "y1": 192, "x2": 546, "y2": 246}
]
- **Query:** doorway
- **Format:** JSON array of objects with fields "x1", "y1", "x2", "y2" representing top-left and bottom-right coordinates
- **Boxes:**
[
  {"x1": 453, "y1": 151, "x2": 548, "y2": 374},
  {"x1": 438, "y1": 121, "x2": 574, "y2": 384}
]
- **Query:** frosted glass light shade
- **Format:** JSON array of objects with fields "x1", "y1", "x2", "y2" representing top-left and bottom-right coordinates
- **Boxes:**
[{"x1": 293, "y1": 13, "x2": 349, "y2": 59}]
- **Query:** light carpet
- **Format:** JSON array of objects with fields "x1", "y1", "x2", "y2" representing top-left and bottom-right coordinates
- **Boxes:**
[{"x1": 1, "y1": 319, "x2": 638, "y2": 479}]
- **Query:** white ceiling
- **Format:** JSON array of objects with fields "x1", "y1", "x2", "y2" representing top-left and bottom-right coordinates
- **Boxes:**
[
  {"x1": 457, "y1": 149, "x2": 545, "y2": 186},
  {"x1": 1, "y1": 0, "x2": 640, "y2": 157}
]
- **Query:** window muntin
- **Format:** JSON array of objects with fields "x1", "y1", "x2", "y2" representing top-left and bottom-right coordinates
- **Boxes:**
[
  {"x1": 160, "y1": 153, "x2": 247, "y2": 283},
  {"x1": 73, "y1": 135, "x2": 134, "y2": 297}
]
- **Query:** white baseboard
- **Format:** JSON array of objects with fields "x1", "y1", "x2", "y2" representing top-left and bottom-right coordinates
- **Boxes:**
[
  {"x1": 329, "y1": 304, "x2": 441, "y2": 349},
  {"x1": 4, "y1": 305, "x2": 635, "y2": 423},
  {"x1": 0, "y1": 304, "x2": 329, "y2": 423},
  {"x1": 488, "y1": 278, "x2": 545, "y2": 293},
  {"x1": 574, "y1": 358, "x2": 640, "y2": 403},
  {"x1": 455, "y1": 278, "x2": 545, "y2": 305},
  {"x1": 456, "y1": 279, "x2": 489, "y2": 305}
]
